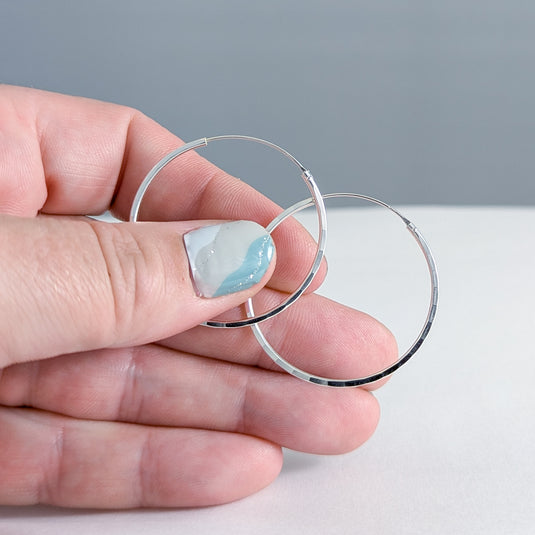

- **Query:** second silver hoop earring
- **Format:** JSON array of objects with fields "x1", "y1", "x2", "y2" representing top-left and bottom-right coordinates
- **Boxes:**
[
  {"x1": 247, "y1": 193, "x2": 439, "y2": 387},
  {"x1": 129, "y1": 135, "x2": 328, "y2": 328}
]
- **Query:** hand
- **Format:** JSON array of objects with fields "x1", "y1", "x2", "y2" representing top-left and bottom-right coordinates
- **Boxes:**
[{"x1": 0, "y1": 85, "x2": 396, "y2": 508}]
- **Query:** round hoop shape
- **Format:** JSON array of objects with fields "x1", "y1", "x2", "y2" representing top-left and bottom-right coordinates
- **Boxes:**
[
  {"x1": 247, "y1": 192, "x2": 439, "y2": 387},
  {"x1": 129, "y1": 135, "x2": 328, "y2": 328}
]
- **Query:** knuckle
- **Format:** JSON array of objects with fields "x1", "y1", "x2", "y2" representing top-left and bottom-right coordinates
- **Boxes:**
[{"x1": 87, "y1": 220, "x2": 165, "y2": 340}]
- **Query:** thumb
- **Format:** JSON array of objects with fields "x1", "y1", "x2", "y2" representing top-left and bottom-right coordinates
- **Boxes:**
[{"x1": 0, "y1": 214, "x2": 275, "y2": 367}]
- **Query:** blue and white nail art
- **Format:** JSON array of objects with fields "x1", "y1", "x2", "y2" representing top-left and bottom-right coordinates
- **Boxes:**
[{"x1": 183, "y1": 221, "x2": 275, "y2": 298}]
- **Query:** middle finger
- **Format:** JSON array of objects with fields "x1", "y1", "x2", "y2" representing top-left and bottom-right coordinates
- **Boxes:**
[{"x1": 0, "y1": 344, "x2": 379, "y2": 455}]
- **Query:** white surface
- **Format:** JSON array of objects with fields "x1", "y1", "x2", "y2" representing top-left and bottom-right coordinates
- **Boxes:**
[{"x1": 1, "y1": 206, "x2": 534, "y2": 534}]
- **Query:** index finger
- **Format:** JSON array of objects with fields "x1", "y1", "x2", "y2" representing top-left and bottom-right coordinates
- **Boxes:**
[{"x1": 0, "y1": 85, "x2": 325, "y2": 293}]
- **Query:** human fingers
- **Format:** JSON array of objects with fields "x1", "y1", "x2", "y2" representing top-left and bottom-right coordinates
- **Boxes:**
[
  {"x1": 0, "y1": 345, "x2": 380, "y2": 455},
  {"x1": 0, "y1": 407, "x2": 282, "y2": 508},
  {"x1": 0, "y1": 214, "x2": 275, "y2": 368},
  {"x1": 0, "y1": 84, "x2": 325, "y2": 293},
  {"x1": 165, "y1": 289, "x2": 398, "y2": 389}
]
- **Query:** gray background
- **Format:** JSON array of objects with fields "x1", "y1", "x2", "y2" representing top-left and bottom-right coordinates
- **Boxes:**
[{"x1": 1, "y1": 0, "x2": 534, "y2": 206}]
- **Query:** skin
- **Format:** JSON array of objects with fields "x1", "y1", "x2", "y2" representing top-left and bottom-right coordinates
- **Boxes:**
[{"x1": 0, "y1": 85, "x2": 397, "y2": 509}]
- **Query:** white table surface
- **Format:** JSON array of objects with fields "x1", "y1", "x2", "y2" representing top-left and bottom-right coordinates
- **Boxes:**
[{"x1": 1, "y1": 206, "x2": 534, "y2": 534}]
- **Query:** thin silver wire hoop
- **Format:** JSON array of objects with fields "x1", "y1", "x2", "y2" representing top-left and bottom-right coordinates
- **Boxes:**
[
  {"x1": 246, "y1": 192, "x2": 439, "y2": 387},
  {"x1": 129, "y1": 135, "x2": 328, "y2": 328}
]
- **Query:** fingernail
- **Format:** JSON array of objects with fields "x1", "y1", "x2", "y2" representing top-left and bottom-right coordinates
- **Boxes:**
[{"x1": 183, "y1": 221, "x2": 275, "y2": 298}]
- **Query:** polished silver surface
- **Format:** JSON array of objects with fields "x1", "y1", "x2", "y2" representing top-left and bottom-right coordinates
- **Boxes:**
[
  {"x1": 129, "y1": 135, "x2": 328, "y2": 328},
  {"x1": 247, "y1": 193, "x2": 439, "y2": 387}
]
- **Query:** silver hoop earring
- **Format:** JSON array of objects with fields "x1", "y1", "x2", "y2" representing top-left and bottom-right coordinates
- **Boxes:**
[
  {"x1": 130, "y1": 137, "x2": 439, "y2": 386},
  {"x1": 129, "y1": 135, "x2": 327, "y2": 328},
  {"x1": 246, "y1": 193, "x2": 439, "y2": 387}
]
